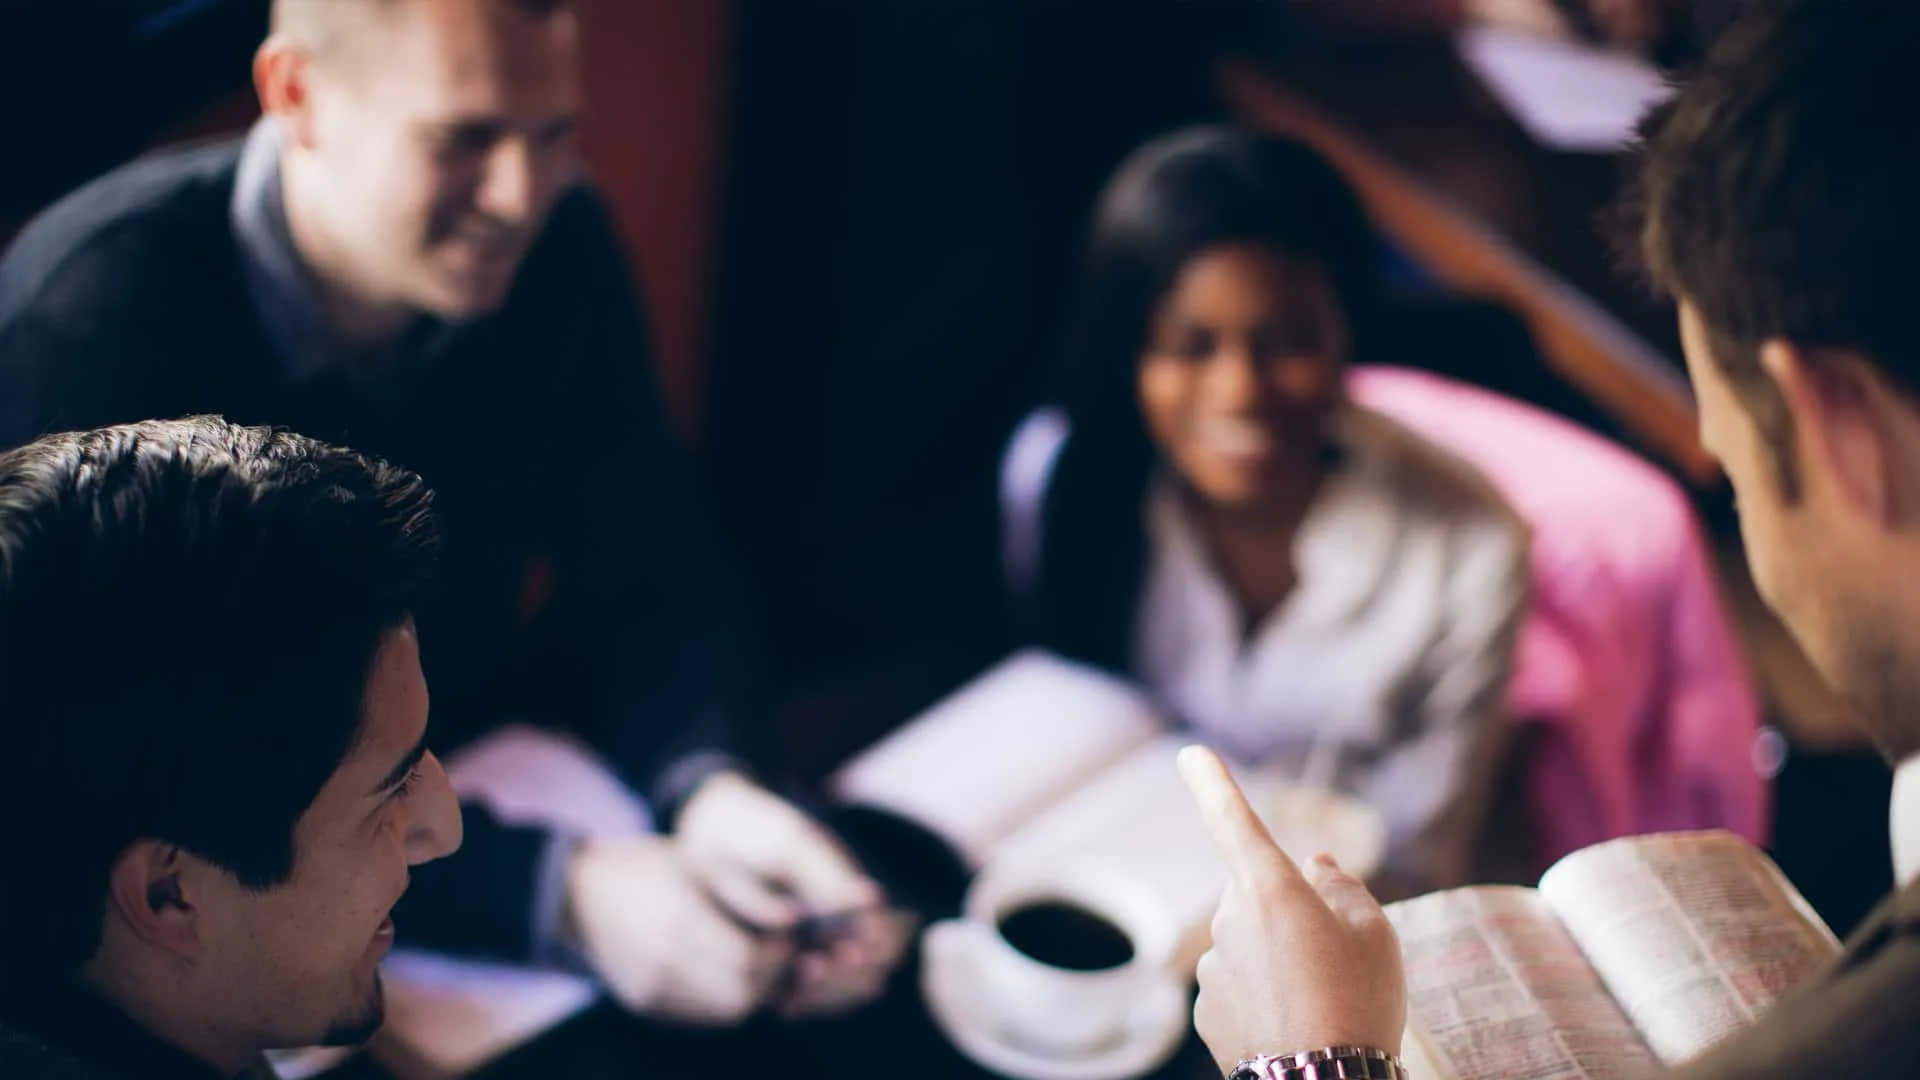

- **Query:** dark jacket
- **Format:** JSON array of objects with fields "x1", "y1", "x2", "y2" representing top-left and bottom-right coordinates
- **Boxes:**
[
  {"x1": 0, "y1": 983, "x2": 247, "y2": 1080},
  {"x1": 0, "y1": 138, "x2": 757, "y2": 962}
]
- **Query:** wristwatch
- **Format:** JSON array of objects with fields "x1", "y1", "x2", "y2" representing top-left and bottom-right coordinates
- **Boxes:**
[{"x1": 1229, "y1": 1046, "x2": 1409, "y2": 1080}]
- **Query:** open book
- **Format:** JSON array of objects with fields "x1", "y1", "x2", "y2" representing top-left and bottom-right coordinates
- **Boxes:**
[
  {"x1": 1389, "y1": 830, "x2": 1838, "y2": 1080},
  {"x1": 832, "y1": 651, "x2": 1387, "y2": 972}
]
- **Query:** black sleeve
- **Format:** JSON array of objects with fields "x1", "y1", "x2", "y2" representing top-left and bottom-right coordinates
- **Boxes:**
[
  {"x1": 0, "y1": 236, "x2": 574, "y2": 964},
  {"x1": 388, "y1": 801, "x2": 559, "y2": 962},
  {"x1": 0, "y1": 217, "x2": 241, "y2": 448},
  {"x1": 538, "y1": 189, "x2": 764, "y2": 825},
  {"x1": 0, "y1": 308, "x2": 153, "y2": 450}
]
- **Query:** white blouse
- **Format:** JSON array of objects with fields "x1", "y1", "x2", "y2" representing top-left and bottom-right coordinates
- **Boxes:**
[{"x1": 1132, "y1": 404, "x2": 1528, "y2": 892}]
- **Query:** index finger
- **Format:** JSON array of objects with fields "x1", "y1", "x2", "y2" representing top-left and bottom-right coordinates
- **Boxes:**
[{"x1": 1178, "y1": 745, "x2": 1304, "y2": 889}]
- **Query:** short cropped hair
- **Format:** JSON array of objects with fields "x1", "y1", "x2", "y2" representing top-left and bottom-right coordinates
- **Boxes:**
[
  {"x1": 0, "y1": 417, "x2": 439, "y2": 976},
  {"x1": 1626, "y1": 0, "x2": 1920, "y2": 494},
  {"x1": 270, "y1": 0, "x2": 571, "y2": 56}
]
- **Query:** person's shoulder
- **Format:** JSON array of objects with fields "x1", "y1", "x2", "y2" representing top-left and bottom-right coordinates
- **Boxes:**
[
  {"x1": 1346, "y1": 402, "x2": 1524, "y2": 538},
  {"x1": 0, "y1": 1022, "x2": 120, "y2": 1080},
  {"x1": 1884, "y1": 874, "x2": 1920, "y2": 935},
  {"x1": 0, "y1": 138, "x2": 244, "y2": 328},
  {"x1": 522, "y1": 180, "x2": 623, "y2": 273},
  {"x1": 541, "y1": 180, "x2": 620, "y2": 240}
]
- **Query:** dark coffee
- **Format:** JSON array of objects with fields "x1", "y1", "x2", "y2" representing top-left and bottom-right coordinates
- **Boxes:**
[{"x1": 996, "y1": 900, "x2": 1134, "y2": 971}]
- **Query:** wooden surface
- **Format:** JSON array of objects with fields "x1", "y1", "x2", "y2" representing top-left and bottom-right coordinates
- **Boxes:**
[{"x1": 1219, "y1": 41, "x2": 1717, "y2": 486}]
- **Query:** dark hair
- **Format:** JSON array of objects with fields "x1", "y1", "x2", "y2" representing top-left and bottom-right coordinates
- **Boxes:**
[
  {"x1": 0, "y1": 417, "x2": 439, "y2": 976},
  {"x1": 1028, "y1": 127, "x2": 1379, "y2": 667},
  {"x1": 1626, "y1": 0, "x2": 1920, "y2": 495}
]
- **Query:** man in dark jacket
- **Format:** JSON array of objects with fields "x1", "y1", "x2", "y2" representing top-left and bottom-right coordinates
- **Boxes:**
[
  {"x1": 0, "y1": 419, "x2": 464, "y2": 1080},
  {"x1": 0, "y1": 0, "x2": 900, "y2": 1027}
]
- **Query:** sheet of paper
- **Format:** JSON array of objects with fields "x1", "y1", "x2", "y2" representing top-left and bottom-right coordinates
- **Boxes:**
[
  {"x1": 1539, "y1": 831, "x2": 1839, "y2": 1064},
  {"x1": 1389, "y1": 886, "x2": 1660, "y2": 1080},
  {"x1": 1457, "y1": 25, "x2": 1672, "y2": 151},
  {"x1": 830, "y1": 650, "x2": 1164, "y2": 865}
]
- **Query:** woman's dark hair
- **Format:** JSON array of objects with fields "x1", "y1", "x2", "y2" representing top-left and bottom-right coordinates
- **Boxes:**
[
  {"x1": 0, "y1": 417, "x2": 440, "y2": 977},
  {"x1": 1028, "y1": 126, "x2": 1380, "y2": 668}
]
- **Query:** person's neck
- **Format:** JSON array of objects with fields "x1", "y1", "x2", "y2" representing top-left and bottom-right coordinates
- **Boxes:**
[
  {"x1": 1187, "y1": 471, "x2": 1327, "y2": 633},
  {"x1": 82, "y1": 952, "x2": 256, "y2": 1078},
  {"x1": 279, "y1": 153, "x2": 415, "y2": 348}
]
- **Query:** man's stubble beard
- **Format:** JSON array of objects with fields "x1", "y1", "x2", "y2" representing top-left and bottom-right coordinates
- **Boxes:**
[
  {"x1": 317, "y1": 973, "x2": 385, "y2": 1048},
  {"x1": 1836, "y1": 617, "x2": 1920, "y2": 764}
]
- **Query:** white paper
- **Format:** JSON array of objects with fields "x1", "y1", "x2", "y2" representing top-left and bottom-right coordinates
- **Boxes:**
[
  {"x1": 830, "y1": 651, "x2": 1164, "y2": 865},
  {"x1": 1457, "y1": 26, "x2": 1672, "y2": 151}
]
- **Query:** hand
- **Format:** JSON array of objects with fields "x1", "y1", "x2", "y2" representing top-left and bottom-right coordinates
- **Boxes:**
[
  {"x1": 565, "y1": 834, "x2": 794, "y2": 1025},
  {"x1": 674, "y1": 772, "x2": 905, "y2": 1017},
  {"x1": 772, "y1": 907, "x2": 915, "y2": 1018},
  {"x1": 1179, "y1": 746, "x2": 1407, "y2": 1073}
]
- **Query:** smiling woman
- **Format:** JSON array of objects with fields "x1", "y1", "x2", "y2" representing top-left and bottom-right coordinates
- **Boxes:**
[{"x1": 1011, "y1": 127, "x2": 1530, "y2": 897}]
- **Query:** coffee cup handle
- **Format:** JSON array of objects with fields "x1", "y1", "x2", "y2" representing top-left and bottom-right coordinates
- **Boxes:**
[{"x1": 922, "y1": 917, "x2": 997, "y2": 967}]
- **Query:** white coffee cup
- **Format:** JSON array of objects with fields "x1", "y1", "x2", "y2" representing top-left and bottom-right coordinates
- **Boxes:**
[{"x1": 944, "y1": 860, "x2": 1180, "y2": 1057}]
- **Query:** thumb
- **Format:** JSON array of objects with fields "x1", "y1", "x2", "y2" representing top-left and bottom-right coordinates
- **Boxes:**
[
  {"x1": 1306, "y1": 853, "x2": 1385, "y2": 929},
  {"x1": 699, "y1": 859, "x2": 803, "y2": 932},
  {"x1": 775, "y1": 818, "x2": 883, "y2": 913}
]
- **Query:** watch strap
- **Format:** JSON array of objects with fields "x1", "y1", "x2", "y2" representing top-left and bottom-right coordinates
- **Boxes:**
[{"x1": 1229, "y1": 1045, "x2": 1409, "y2": 1080}]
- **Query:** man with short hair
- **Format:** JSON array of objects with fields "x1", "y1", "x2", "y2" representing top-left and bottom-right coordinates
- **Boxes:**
[
  {"x1": 0, "y1": 416, "x2": 464, "y2": 1079},
  {"x1": 0, "y1": 0, "x2": 900, "y2": 1025},
  {"x1": 1183, "y1": 0, "x2": 1920, "y2": 1075}
]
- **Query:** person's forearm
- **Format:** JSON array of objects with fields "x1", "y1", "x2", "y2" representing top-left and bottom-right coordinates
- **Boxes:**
[{"x1": 390, "y1": 801, "x2": 555, "y2": 962}]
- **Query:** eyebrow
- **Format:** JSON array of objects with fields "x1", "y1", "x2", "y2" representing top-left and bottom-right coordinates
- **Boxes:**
[{"x1": 370, "y1": 732, "x2": 431, "y2": 797}]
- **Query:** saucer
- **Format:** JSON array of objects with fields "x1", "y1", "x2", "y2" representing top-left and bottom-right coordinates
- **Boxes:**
[{"x1": 920, "y1": 921, "x2": 1191, "y2": 1080}]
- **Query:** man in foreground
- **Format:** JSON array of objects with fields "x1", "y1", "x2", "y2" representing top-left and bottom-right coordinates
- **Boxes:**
[
  {"x1": 1184, "y1": 0, "x2": 1920, "y2": 1075},
  {"x1": 0, "y1": 417, "x2": 464, "y2": 1079},
  {"x1": 0, "y1": 0, "x2": 900, "y2": 1022}
]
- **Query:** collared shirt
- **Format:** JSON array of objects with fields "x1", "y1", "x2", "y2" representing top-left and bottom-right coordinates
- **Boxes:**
[
  {"x1": 229, "y1": 118, "x2": 462, "y2": 391},
  {"x1": 229, "y1": 117, "x2": 328, "y2": 383},
  {"x1": 1132, "y1": 403, "x2": 1529, "y2": 892}
]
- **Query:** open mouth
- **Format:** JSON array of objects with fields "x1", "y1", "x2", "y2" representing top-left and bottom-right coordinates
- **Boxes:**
[{"x1": 1197, "y1": 422, "x2": 1278, "y2": 463}]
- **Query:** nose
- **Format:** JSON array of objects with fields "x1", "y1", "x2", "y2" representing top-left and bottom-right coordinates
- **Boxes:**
[
  {"x1": 476, "y1": 138, "x2": 537, "y2": 225},
  {"x1": 1204, "y1": 339, "x2": 1263, "y2": 413},
  {"x1": 404, "y1": 750, "x2": 463, "y2": 865}
]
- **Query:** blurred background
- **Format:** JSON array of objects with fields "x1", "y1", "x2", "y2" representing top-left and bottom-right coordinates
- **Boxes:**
[{"x1": 0, "y1": 0, "x2": 1886, "y2": 939}]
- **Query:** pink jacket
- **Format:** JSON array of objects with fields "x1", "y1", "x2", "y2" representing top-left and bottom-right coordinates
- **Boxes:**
[{"x1": 1348, "y1": 366, "x2": 1768, "y2": 864}]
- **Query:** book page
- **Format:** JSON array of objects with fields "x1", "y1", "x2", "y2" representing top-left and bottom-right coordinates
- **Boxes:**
[
  {"x1": 829, "y1": 651, "x2": 1163, "y2": 865},
  {"x1": 1539, "y1": 830, "x2": 1839, "y2": 1065},
  {"x1": 1387, "y1": 886, "x2": 1660, "y2": 1080}
]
